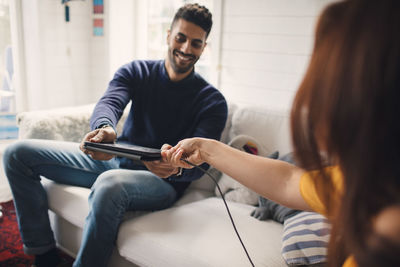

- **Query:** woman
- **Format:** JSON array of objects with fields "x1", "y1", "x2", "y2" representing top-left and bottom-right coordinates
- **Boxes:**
[{"x1": 162, "y1": 0, "x2": 400, "y2": 266}]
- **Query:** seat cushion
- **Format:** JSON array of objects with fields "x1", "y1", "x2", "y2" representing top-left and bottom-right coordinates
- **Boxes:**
[
  {"x1": 44, "y1": 180, "x2": 287, "y2": 266},
  {"x1": 117, "y1": 197, "x2": 286, "y2": 267},
  {"x1": 43, "y1": 178, "x2": 215, "y2": 227},
  {"x1": 43, "y1": 178, "x2": 91, "y2": 228}
]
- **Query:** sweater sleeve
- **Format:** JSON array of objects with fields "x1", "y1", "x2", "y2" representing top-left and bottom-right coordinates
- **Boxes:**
[{"x1": 90, "y1": 64, "x2": 134, "y2": 131}]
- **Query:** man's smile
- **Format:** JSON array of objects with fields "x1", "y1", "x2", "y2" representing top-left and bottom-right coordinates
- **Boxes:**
[{"x1": 174, "y1": 50, "x2": 195, "y2": 63}]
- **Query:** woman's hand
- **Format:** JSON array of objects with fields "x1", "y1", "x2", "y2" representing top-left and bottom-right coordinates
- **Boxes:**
[{"x1": 162, "y1": 137, "x2": 208, "y2": 169}]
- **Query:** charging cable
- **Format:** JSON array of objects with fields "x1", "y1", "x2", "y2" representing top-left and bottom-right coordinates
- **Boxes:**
[{"x1": 181, "y1": 159, "x2": 256, "y2": 267}]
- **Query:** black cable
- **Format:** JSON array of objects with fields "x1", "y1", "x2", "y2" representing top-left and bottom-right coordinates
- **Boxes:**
[{"x1": 181, "y1": 159, "x2": 255, "y2": 267}]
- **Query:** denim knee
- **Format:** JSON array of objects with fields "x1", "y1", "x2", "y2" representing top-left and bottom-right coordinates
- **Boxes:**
[
  {"x1": 89, "y1": 171, "x2": 129, "y2": 214},
  {"x1": 3, "y1": 140, "x2": 37, "y2": 180},
  {"x1": 3, "y1": 140, "x2": 38, "y2": 164},
  {"x1": 3, "y1": 140, "x2": 20, "y2": 168}
]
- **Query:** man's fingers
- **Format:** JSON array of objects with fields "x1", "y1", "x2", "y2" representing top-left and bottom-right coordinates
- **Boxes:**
[
  {"x1": 162, "y1": 146, "x2": 176, "y2": 163},
  {"x1": 80, "y1": 128, "x2": 116, "y2": 161},
  {"x1": 80, "y1": 133, "x2": 93, "y2": 152},
  {"x1": 152, "y1": 163, "x2": 176, "y2": 171},
  {"x1": 84, "y1": 130, "x2": 99, "y2": 141},
  {"x1": 161, "y1": 144, "x2": 172, "y2": 151},
  {"x1": 88, "y1": 128, "x2": 116, "y2": 144},
  {"x1": 80, "y1": 130, "x2": 100, "y2": 153},
  {"x1": 89, "y1": 130, "x2": 103, "y2": 142},
  {"x1": 90, "y1": 151, "x2": 115, "y2": 161},
  {"x1": 143, "y1": 159, "x2": 180, "y2": 178}
]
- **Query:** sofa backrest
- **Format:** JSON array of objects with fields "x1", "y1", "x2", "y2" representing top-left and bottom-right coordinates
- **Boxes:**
[
  {"x1": 17, "y1": 101, "x2": 292, "y2": 163},
  {"x1": 228, "y1": 105, "x2": 292, "y2": 155},
  {"x1": 17, "y1": 101, "x2": 293, "y2": 195},
  {"x1": 17, "y1": 103, "x2": 130, "y2": 143}
]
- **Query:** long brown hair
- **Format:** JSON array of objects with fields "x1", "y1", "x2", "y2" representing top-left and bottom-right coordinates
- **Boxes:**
[{"x1": 291, "y1": 0, "x2": 400, "y2": 266}]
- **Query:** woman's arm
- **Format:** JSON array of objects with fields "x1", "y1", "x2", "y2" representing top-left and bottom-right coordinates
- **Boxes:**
[{"x1": 163, "y1": 137, "x2": 312, "y2": 211}]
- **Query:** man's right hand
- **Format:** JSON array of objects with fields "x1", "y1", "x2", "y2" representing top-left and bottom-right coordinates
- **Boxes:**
[{"x1": 79, "y1": 126, "x2": 117, "y2": 161}]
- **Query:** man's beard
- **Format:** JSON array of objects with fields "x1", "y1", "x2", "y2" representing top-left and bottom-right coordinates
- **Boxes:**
[{"x1": 168, "y1": 48, "x2": 198, "y2": 74}]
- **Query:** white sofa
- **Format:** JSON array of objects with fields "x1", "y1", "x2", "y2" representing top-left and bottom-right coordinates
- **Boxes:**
[{"x1": 15, "y1": 102, "x2": 293, "y2": 267}]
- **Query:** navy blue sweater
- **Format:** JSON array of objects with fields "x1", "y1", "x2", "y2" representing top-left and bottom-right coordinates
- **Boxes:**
[{"x1": 90, "y1": 60, "x2": 227, "y2": 195}]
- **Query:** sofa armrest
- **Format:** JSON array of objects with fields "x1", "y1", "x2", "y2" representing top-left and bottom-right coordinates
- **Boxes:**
[{"x1": 17, "y1": 104, "x2": 96, "y2": 143}]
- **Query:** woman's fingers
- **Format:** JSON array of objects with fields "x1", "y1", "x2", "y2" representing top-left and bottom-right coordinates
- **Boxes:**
[
  {"x1": 172, "y1": 147, "x2": 195, "y2": 168},
  {"x1": 162, "y1": 138, "x2": 204, "y2": 168}
]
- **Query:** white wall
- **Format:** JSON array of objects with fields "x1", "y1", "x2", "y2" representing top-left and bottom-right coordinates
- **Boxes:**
[
  {"x1": 108, "y1": 0, "x2": 135, "y2": 77},
  {"x1": 19, "y1": 0, "x2": 336, "y2": 112},
  {"x1": 219, "y1": 0, "x2": 334, "y2": 111},
  {"x1": 21, "y1": 0, "x2": 109, "y2": 111}
]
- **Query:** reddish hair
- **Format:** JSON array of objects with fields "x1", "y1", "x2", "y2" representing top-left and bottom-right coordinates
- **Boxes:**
[{"x1": 291, "y1": 0, "x2": 400, "y2": 265}]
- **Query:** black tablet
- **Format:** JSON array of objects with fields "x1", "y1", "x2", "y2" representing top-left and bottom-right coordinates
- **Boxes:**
[{"x1": 83, "y1": 142, "x2": 162, "y2": 161}]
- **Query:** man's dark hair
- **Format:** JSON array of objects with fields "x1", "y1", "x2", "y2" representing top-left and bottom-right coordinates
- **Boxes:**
[{"x1": 171, "y1": 3, "x2": 213, "y2": 37}]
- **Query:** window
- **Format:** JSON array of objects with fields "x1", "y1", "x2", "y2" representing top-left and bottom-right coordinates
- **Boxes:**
[
  {"x1": 146, "y1": 0, "x2": 215, "y2": 82},
  {"x1": 0, "y1": 0, "x2": 13, "y2": 113},
  {"x1": 0, "y1": 0, "x2": 18, "y2": 140}
]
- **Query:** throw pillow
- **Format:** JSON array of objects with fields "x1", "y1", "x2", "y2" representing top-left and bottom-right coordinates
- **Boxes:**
[{"x1": 282, "y1": 211, "x2": 331, "y2": 266}]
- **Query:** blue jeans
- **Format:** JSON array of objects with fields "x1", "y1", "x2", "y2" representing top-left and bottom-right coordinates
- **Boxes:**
[{"x1": 3, "y1": 139, "x2": 178, "y2": 267}]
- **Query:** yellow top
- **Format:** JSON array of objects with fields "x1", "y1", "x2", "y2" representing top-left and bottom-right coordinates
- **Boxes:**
[{"x1": 300, "y1": 166, "x2": 357, "y2": 267}]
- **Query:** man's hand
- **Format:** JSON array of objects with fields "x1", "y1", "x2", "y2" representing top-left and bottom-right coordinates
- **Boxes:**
[
  {"x1": 79, "y1": 126, "x2": 117, "y2": 161},
  {"x1": 142, "y1": 144, "x2": 180, "y2": 178}
]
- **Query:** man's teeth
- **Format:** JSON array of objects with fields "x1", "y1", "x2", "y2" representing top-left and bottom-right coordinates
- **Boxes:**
[{"x1": 177, "y1": 53, "x2": 192, "y2": 61}]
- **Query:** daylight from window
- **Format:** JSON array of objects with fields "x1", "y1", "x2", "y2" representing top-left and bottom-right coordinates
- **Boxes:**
[{"x1": 0, "y1": 0, "x2": 13, "y2": 113}]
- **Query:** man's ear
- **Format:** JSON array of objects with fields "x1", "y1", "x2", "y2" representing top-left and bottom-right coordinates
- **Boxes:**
[
  {"x1": 200, "y1": 41, "x2": 207, "y2": 54},
  {"x1": 203, "y1": 41, "x2": 208, "y2": 50}
]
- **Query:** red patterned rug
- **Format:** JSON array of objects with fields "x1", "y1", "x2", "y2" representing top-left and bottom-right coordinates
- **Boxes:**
[{"x1": 0, "y1": 200, "x2": 74, "y2": 267}]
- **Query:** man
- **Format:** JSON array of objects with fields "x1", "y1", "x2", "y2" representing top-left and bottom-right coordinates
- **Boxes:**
[{"x1": 3, "y1": 4, "x2": 227, "y2": 267}]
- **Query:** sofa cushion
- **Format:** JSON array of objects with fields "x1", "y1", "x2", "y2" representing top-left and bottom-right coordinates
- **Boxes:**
[
  {"x1": 173, "y1": 188, "x2": 215, "y2": 207},
  {"x1": 43, "y1": 178, "x2": 91, "y2": 228},
  {"x1": 17, "y1": 104, "x2": 95, "y2": 142},
  {"x1": 186, "y1": 167, "x2": 222, "y2": 192},
  {"x1": 17, "y1": 103, "x2": 130, "y2": 143},
  {"x1": 117, "y1": 197, "x2": 287, "y2": 267},
  {"x1": 43, "y1": 178, "x2": 215, "y2": 227}
]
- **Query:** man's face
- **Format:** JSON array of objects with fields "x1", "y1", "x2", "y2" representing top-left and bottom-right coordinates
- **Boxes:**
[{"x1": 166, "y1": 19, "x2": 208, "y2": 74}]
